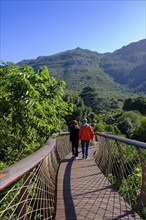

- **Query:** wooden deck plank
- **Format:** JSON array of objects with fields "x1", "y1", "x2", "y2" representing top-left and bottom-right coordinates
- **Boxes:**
[{"x1": 55, "y1": 145, "x2": 141, "y2": 220}]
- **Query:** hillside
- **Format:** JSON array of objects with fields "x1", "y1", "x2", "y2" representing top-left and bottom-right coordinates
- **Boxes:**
[
  {"x1": 100, "y1": 39, "x2": 146, "y2": 89},
  {"x1": 18, "y1": 39, "x2": 146, "y2": 96},
  {"x1": 17, "y1": 48, "x2": 129, "y2": 101}
]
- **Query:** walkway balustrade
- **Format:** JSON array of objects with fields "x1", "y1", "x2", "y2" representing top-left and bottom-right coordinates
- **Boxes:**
[
  {"x1": 0, "y1": 132, "x2": 146, "y2": 219},
  {"x1": 0, "y1": 133, "x2": 71, "y2": 220},
  {"x1": 94, "y1": 132, "x2": 146, "y2": 219}
]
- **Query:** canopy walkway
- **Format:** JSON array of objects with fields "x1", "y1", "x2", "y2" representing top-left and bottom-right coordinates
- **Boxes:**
[
  {"x1": 0, "y1": 132, "x2": 146, "y2": 220},
  {"x1": 55, "y1": 145, "x2": 140, "y2": 220}
]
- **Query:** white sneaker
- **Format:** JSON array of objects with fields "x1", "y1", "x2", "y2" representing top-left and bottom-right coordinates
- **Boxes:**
[{"x1": 75, "y1": 157, "x2": 79, "y2": 159}]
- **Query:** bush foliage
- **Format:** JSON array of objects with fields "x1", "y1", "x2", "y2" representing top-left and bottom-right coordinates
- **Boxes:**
[{"x1": 0, "y1": 63, "x2": 72, "y2": 167}]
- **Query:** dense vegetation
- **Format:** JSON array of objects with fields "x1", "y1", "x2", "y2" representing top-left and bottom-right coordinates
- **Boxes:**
[
  {"x1": 0, "y1": 60, "x2": 146, "y2": 170},
  {"x1": 67, "y1": 85, "x2": 146, "y2": 142},
  {"x1": 0, "y1": 62, "x2": 73, "y2": 169}
]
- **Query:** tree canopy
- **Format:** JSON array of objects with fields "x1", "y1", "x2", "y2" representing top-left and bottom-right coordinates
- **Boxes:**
[
  {"x1": 0, "y1": 63, "x2": 72, "y2": 167},
  {"x1": 123, "y1": 97, "x2": 146, "y2": 115}
]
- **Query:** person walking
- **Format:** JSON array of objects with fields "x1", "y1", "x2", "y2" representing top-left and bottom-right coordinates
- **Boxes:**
[
  {"x1": 70, "y1": 120, "x2": 80, "y2": 159},
  {"x1": 79, "y1": 118, "x2": 94, "y2": 159}
]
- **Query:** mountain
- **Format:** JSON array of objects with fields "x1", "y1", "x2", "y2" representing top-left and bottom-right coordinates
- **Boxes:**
[
  {"x1": 17, "y1": 48, "x2": 128, "y2": 101},
  {"x1": 18, "y1": 39, "x2": 146, "y2": 96},
  {"x1": 100, "y1": 39, "x2": 146, "y2": 87}
]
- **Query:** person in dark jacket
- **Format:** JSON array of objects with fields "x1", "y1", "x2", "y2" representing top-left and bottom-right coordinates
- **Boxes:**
[{"x1": 70, "y1": 120, "x2": 80, "y2": 159}]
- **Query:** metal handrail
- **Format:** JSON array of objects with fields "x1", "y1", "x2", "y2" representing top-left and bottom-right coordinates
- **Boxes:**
[
  {"x1": 0, "y1": 132, "x2": 71, "y2": 220},
  {"x1": 0, "y1": 132, "x2": 70, "y2": 191},
  {"x1": 94, "y1": 131, "x2": 146, "y2": 149},
  {"x1": 94, "y1": 132, "x2": 146, "y2": 219},
  {"x1": 0, "y1": 137, "x2": 56, "y2": 191}
]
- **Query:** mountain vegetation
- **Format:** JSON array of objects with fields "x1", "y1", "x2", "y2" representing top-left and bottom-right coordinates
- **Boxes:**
[
  {"x1": 100, "y1": 39, "x2": 146, "y2": 91},
  {"x1": 18, "y1": 39, "x2": 146, "y2": 96}
]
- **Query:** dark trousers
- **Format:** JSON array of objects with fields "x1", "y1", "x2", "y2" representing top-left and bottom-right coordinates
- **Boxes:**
[{"x1": 72, "y1": 140, "x2": 79, "y2": 157}]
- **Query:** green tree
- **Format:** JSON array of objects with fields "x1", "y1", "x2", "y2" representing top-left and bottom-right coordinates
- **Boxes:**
[
  {"x1": 132, "y1": 117, "x2": 146, "y2": 142},
  {"x1": 123, "y1": 97, "x2": 146, "y2": 115},
  {"x1": 117, "y1": 118, "x2": 135, "y2": 138},
  {"x1": 80, "y1": 86, "x2": 96, "y2": 106},
  {"x1": 79, "y1": 86, "x2": 101, "y2": 113},
  {"x1": 63, "y1": 91, "x2": 98, "y2": 128},
  {"x1": 123, "y1": 98, "x2": 133, "y2": 111},
  {"x1": 0, "y1": 62, "x2": 71, "y2": 166},
  {"x1": 116, "y1": 111, "x2": 142, "y2": 138}
]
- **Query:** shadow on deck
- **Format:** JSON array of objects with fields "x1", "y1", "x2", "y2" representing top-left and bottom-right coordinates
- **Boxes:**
[{"x1": 55, "y1": 145, "x2": 141, "y2": 220}]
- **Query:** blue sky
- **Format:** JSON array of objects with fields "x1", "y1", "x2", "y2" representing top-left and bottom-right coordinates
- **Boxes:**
[{"x1": 0, "y1": 0, "x2": 146, "y2": 63}]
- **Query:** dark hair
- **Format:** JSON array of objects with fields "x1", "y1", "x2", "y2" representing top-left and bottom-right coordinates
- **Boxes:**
[{"x1": 73, "y1": 120, "x2": 78, "y2": 125}]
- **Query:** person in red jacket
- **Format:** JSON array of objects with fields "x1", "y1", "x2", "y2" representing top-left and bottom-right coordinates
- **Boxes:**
[{"x1": 79, "y1": 118, "x2": 94, "y2": 159}]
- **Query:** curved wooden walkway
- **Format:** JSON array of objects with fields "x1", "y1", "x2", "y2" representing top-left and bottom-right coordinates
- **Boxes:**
[{"x1": 55, "y1": 144, "x2": 141, "y2": 220}]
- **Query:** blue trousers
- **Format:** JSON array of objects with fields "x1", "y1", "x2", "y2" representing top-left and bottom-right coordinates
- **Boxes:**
[{"x1": 81, "y1": 140, "x2": 90, "y2": 157}]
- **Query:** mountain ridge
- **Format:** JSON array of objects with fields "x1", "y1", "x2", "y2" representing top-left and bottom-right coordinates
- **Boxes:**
[{"x1": 18, "y1": 39, "x2": 146, "y2": 95}]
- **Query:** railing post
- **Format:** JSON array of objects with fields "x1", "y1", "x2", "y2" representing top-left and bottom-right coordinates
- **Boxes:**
[
  {"x1": 98, "y1": 137, "x2": 106, "y2": 175},
  {"x1": 114, "y1": 141, "x2": 125, "y2": 190},
  {"x1": 17, "y1": 172, "x2": 31, "y2": 220},
  {"x1": 134, "y1": 148, "x2": 146, "y2": 213},
  {"x1": 94, "y1": 135, "x2": 103, "y2": 165},
  {"x1": 106, "y1": 139, "x2": 112, "y2": 176}
]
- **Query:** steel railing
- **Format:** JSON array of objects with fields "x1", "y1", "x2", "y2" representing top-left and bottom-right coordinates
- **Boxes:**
[
  {"x1": 0, "y1": 133, "x2": 71, "y2": 220},
  {"x1": 94, "y1": 132, "x2": 146, "y2": 219},
  {"x1": 0, "y1": 132, "x2": 146, "y2": 219}
]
